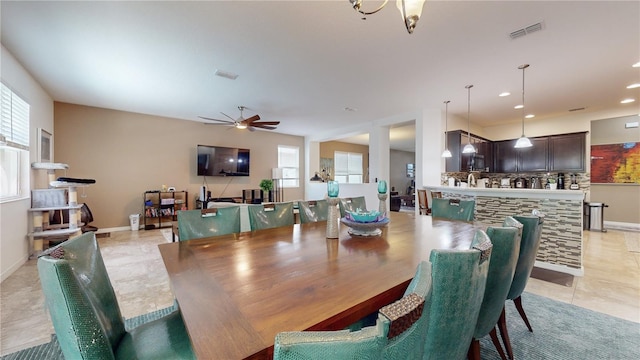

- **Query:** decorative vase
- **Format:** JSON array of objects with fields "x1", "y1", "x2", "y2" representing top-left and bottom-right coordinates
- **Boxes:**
[
  {"x1": 326, "y1": 181, "x2": 340, "y2": 238},
  {"x1": 378, "y1": 180, "x2": 388, "y2": 216}
]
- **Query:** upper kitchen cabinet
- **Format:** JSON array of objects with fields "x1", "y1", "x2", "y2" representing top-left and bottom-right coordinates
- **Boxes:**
[
  {"x1": 494, "y1": 139, "x2": 518, "y2": 172},
  {"x1": 517, "y1": 137, "x2": 549, "y2": 172},
  {"x1": 549, "y1": 132, "x2": 586, "y2": 171},
  {"x1": 445, "y1": 130, "x2": 492, "y2": 172}
]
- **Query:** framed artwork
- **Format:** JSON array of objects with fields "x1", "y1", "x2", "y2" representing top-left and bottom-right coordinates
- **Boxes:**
[
  {"x1": 590, "y1": 142, "x2": 640, "y2": 184},
  {"x1": 38, "y1": 128, "x2": 52, "y2": 163},
  {"x1": 406, "y1": 163, "x2": 414, "y2": 178}
]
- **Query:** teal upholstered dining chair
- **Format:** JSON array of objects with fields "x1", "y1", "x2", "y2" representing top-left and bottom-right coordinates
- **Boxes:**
[
  {"x1": 273, "y1": 231, "x2": 493, "y2": 360},
  {"x1": 298, "y1": 199, "x2": 329, "y2": 223},
  {"x1": 247, "y1": 201, "x2": 295, "y2": 231},
  {"x1": 338, "y1": 196, "x2": 367, "y2": 217},
  {"x1": 498, "y1": 215, "x2": 544, "y2": 359},
  {"x1": 177, "y1": 206, "x2": 241, "y2": 241},
  {"x1": 468, "y1": 226, "x2": 521, "y2": 360},
  {"x1": 430, "y1": 197, "x2": 475, "y2": 221},
  {"x1": 37, "y1": 232, "x2": 195, "y2": 360}
]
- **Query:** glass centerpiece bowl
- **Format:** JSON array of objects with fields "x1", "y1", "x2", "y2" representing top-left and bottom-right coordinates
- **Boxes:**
[{"x1": 341, "y1": 209, "x2": 389, "y2": 236}]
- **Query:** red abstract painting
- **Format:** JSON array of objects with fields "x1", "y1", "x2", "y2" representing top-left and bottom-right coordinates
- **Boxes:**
[{"x1": 590, "y1": 142, "x2": 640, "y2": 184}]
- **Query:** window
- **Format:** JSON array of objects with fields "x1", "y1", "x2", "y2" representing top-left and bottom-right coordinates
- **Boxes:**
[
  {"x1": 277, "y1": 145, "x2": 299, "y2": 188},
  {"x1": 334, "y1": 151, "x2": 363, "y2": 184},
  {"x1": 1, "y1": 82, "x2": 30, "y2": 202}
]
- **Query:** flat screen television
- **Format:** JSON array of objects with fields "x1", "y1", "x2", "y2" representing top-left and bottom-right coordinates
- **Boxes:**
[{"x1": 197, "y1": 145, "x2": 250, "y2": 176}]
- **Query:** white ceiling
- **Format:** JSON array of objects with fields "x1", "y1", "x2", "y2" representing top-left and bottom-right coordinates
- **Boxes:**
[{"x1": 2, "y1": 1, "x2": 639, "y2": 152}]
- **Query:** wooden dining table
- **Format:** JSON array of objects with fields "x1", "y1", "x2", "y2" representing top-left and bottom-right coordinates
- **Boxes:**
[{"x1": 159, "y1": 211, "x2": 480, "y2": 359}]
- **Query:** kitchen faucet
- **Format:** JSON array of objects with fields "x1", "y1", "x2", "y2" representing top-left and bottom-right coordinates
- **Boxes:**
[{"x1": 467, "y1": 173, "x2": 476, "y2": 187}]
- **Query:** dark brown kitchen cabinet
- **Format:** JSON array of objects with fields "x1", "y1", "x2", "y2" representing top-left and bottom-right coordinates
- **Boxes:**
[
  {"x1": 494, "y1": 140, "x2": 518, "y2": 172},
  {"x1": 549, "y1": 132, "x2": 586, "y2": 171},
  {"x1": 517, "y1": 137, "x2": 549, "y2": 172},
  {"x1": 445, "y1": 130, "x2": 492, "y2": 172}
]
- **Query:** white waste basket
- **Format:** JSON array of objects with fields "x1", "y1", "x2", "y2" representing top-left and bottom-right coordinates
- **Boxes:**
[{"x1": 129, "y1": 214, "x2": 140, "y2": 231}]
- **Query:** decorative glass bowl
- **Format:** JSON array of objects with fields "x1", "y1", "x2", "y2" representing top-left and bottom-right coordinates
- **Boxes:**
[
  {"x1": 341, "y1": 216, "x2": 389, "y2": 237},
  {"x1": 346, "y1": 210, "x2": 382, "y2": 223}
]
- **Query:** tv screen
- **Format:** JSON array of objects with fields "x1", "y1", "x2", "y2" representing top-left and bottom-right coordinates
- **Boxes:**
[{"x1": 197, "y1": 145, "x2": 250, "y2": 176}]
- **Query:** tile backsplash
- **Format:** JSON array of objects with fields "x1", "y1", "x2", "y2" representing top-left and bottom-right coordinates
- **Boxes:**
[{"x1": 441, "y1": 171, "x2": 590, "y2": 191}]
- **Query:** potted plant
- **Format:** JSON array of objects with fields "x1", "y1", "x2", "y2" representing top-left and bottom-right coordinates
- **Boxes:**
[
  {"x1": 259, "y1": 179, "x2": 274, "y2": 202},
  {"x1": 547, "y1": 177, "x2": 557, "y2": 190}
]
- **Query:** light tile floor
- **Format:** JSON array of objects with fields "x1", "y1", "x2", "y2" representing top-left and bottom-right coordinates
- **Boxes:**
[{"x1": 1, "y1": 227, "x2": 639, "y2": 356}]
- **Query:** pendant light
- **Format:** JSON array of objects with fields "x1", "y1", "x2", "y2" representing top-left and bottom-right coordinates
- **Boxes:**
[
  {"x1": 441, "y1": 100, "x2": 452, "y2": 158},
  {"x1": 462, "y1": 85, "x2": 476, "y2": 154},
  {"x1": 514, "y1": 64, "x2": 533, "y2": 148}
]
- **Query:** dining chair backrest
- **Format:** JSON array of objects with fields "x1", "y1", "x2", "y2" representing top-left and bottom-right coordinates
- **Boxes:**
[
  {"x1": 430, "y1": 198, "x2": 475, "y2": 221},
  {"x1": 420, "y1": 230, "x2": 492, "y2": 360},
  {"x1": 507, "y1": 215, "x2": 544, "y2": 299},
  {"x1": 338, "y1": 196, "x2": 367, "y2": 217},
  {"x1": 38, "y1": 232, "x2": 126, "y2": 358},
  {"x1": 38, "y1": 232, "x2": 196, "y2": 360},
  {"x1": 472, "y1": 226, "x2": 520, "y2": 339},
  {"x1": 298, "y1": 199, "x2": 329, "y2": 223},
  {"x1": 247, "y1": 202, "x2": 295, "y2": 231},
  {"x1": 177, "y1": 206, "x2": 241, "y2": 241},
  {"x1": 417, "y1": 189, "x2": 428, "y2": 215}
]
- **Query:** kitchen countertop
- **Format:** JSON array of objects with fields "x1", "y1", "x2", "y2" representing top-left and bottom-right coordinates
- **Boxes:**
[{"x1": 426, "y1": 185, "x2": 585, "y2": 201}]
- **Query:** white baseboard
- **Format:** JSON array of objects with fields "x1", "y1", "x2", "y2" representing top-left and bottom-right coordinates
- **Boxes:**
[
  {"x1": 534, "y1": 261, "x2": 584, "y2": 277},
  {"x1": 1, "y1": 255, "x2": 29, "y2": 283},
  {"x1": 604, "y1": 221, "x2": 640, "y2": 232}
]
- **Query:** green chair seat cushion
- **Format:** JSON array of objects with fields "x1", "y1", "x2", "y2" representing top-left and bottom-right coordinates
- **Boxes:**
[{"x1": 115, "y1": 310, "x2": 195, "y2": 360}]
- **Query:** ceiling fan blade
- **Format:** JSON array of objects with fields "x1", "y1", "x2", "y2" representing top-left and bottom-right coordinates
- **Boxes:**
[
  {"x1": 244, "y1": 114, "x2": 260, "y2": 123},
  {"x1": 251, "y1": 124, "x2": 277, "y2": 130},
  {"x1": 247, "y1": 126, "x2": 255, "y2": 132},
  {"x1": 252, "y1": 121, "x2": 280, "y2": 126},
  {"x1": 198, "y1": 116, "x2": 235, "y2": 124},
  {"x1": 220, "y1": 112, "x2": 236, "y2": 122}
]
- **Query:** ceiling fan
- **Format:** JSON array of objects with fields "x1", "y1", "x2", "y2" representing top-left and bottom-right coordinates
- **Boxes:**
[{"x1": 199, "y1": 106, "x2": 280, "y2": 131}]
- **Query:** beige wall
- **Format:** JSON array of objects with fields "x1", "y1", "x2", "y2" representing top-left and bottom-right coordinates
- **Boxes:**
[
  {"x1": 390, "y1": 149, "x2": 415, "y2": 195},
  {"x1": 590, "y1": 115, "x2": 640, "y2": 224},
  {"x1": 53, "y1": 103, "x2": 304, "y2": 229},
  {"x1": 319, "y1": 141, "x2": 370, "y2": 182}
]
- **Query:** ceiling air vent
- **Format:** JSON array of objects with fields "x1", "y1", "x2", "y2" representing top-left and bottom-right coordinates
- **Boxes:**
[
  {"x1": 509, "y1": 21, "x2": 545, "y2": 40},
  {"x1": 214, "y1": 69, "x2": 239, "y2": 80},
  {"x1": 569, "y1": 107, "x2": 586, "y2": 112}
]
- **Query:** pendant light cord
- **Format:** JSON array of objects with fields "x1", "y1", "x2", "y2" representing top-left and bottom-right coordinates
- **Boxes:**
[
  {"x1": 466, "y1": 85, "x2": 473, "y2": 145},
  {"x1": 444, "y1": 100, "x2": 450, "y2": 148},
  {"x1": 519, "y1": 64, "x2": 530, "y2": 137}
]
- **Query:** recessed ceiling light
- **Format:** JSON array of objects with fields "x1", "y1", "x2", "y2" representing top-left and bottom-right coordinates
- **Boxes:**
[
  {"x1": 525, "y1": 114, "x2": 535, "y2": 119},
  {"x1": 620, "y1": 98, "x2": 636, "y2": 104},
  {"x1": 627, "y1": 83, "x2": 640, "y2": 89},
  {"x1": 633, "y1": 62, "x2": 640, "y2": 68},
  {"x1": 499, "y1": 92, "x2": 511, "y2": 97},
  {"x1": 514, "y1": 104, "x2": 523, "y2": 109}
]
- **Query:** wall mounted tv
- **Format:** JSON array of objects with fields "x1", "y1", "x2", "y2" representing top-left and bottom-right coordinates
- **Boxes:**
[{"x1": 197, "y1": 145, "x2": 250, "y2": 176}]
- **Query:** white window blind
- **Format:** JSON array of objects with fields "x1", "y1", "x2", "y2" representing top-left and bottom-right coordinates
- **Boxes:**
[
  {"x1": 334, "y1": 151, "x2": 363, "y2": 184},
  {"x1": 1, "y1": 82, "x2": 30, "y2": 202},
  {"x1": 277, "y1": 145, "x2": 299, "y2": 188},
  {"x1": 1, "y1": 83, "x2": 30, "y2": 149}
]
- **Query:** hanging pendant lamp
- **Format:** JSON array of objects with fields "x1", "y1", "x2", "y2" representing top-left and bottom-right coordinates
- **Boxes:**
[
  {"x1": 462, "y1": 85, "x2": 476, "y2": 154},
  {"x1": 441, "y1": 100, "x2": 452, "y2": 158},
  {"x1": 514, "y1": 64, "x2": 533, "y2": 148}
]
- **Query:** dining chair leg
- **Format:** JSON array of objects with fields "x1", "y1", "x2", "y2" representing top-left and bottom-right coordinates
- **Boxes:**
[
  {"x1": 513, "y1": 295, "x2": 533, "y2": 332},
  {"x1": 498, "y1": 307, "x2": 514, "y2": 360},
  {"x1": 467, "y1": 339, "x2": 481, "y2": 360},
  {"x1": 489, "y1": 327, "x2": 508, "y2": 360}
]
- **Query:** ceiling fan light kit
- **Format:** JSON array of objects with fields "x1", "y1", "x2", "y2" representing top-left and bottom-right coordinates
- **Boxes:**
[
  {"x1": 349, "y1": 0, "x2": 426, "y2": 34},
  {"x1": 199, "y1": 106, "x2": 280, "y2": 131}
]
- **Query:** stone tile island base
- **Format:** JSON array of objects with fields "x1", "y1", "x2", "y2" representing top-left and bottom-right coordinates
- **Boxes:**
[{"x1": 427, "y1": 186, "x2": 585, "y2": 276}]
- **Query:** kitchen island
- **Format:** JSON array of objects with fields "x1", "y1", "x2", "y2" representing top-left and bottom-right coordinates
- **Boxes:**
[{"x1": 426, "y1": 186, "x2": 585, "y2": 276}]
